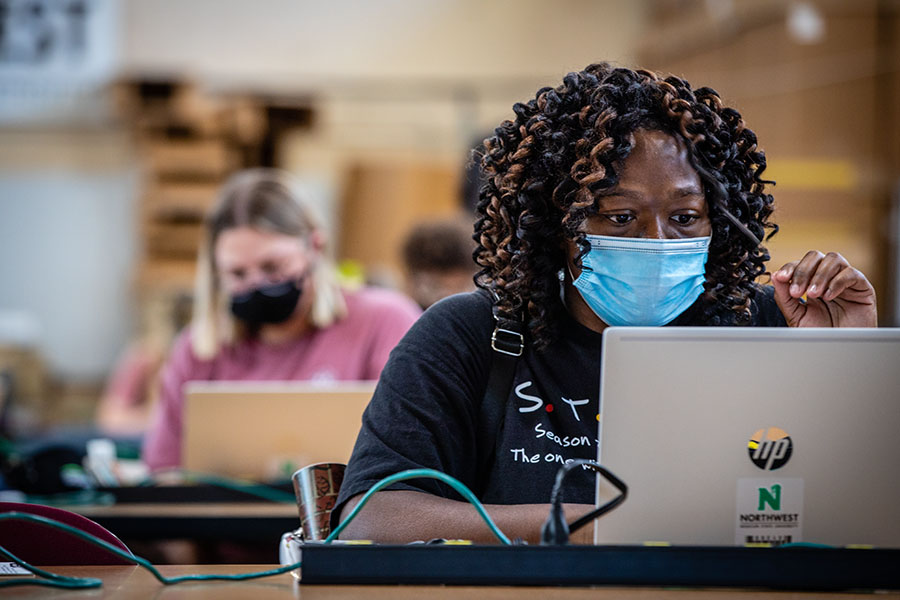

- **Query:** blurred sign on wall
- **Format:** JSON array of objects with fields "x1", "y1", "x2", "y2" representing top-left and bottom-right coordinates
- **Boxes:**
[{"x1": 0, "y1": 0, "x2": 118, "y2": 124}]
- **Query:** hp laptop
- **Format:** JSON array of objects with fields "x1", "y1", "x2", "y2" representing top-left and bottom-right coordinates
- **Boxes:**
[
  {"x1": 595, "y1": 327, "x2": 900, "y2": 547},
  {"x1": 182, "y1": 381, "x2": 375, "y2": 480}
]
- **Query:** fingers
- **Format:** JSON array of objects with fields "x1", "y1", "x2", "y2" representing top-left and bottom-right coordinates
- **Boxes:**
[
  {"x1": 772, "y1": 261, "x2": 796, "y2": 286},
  {"x1": 805, "y1": 253, "x2": 846, "y2": 301},
  {"x1": 816, "y1": 258, "x2": 875, "y2": 303},
  {"x1": 771, "y1": 277, "x2": 804, "y2": 327},
  {"x1": 819, "y1": 264, "x2": 874, "y2": 302},
  {"x1": 771, "y1": 261, "x2": 804, "y2": 326},
  {"x1": 773, "y1": 250, "x2": 877, "y2": 328},
  {"x1": 775, "y1": 251, "x2": 849, "y2": 300}
]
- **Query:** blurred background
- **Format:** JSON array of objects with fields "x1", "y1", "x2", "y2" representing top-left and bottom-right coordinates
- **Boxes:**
[{"x1": 0, "y1": 0, "x2": 898, "y2": 438}]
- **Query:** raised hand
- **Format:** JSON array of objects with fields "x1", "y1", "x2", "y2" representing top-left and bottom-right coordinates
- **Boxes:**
[{"x1": 771, "y1": 251, "x2": 876, "y2": 328}]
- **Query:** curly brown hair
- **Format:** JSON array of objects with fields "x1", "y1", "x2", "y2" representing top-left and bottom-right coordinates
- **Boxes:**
[{"x1": 474, "y1": 63, "x2": 777, "y2": 349}]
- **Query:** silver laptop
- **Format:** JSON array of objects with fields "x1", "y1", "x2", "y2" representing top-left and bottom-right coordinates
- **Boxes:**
[
  {"x1": 594, "y1": 327, "x2": 900, "y2": 548},
  {"x1": 182, "y1": 381, "x2": 375, "y2": 479}
]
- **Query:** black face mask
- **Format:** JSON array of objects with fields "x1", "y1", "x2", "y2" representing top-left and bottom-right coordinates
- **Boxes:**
[{"x1": 229, "y1": 279, "x2": 302, "y2": 325}]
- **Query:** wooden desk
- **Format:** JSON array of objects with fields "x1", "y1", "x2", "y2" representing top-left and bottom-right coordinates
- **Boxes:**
[
  {"x1": 73, "y1": 503, "x2": 299, "y2": 543},
  {"x1": 3, "y1": 565, "x2": 898, "y2": 599}
]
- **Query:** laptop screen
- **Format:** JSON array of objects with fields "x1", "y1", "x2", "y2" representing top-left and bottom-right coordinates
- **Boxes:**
[
  {"x1": 595, "y1": 327, "x2": 900, "y2": 548},
  {"x1": 182, "y1": 381, "x2": 375, "y2": 480}
]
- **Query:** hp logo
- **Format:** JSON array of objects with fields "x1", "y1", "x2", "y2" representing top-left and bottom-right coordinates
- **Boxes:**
[{"x1": 748, "y1": 427, "x2": 793, "y2": 470}]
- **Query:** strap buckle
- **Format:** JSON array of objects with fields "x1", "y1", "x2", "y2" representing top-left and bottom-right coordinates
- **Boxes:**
[{"x1": 491, "y1": 326, "x2": 524, "y2": 357}]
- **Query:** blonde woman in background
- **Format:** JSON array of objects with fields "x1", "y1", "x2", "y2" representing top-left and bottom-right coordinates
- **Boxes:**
[{"x1": 142, "y1": 169, "x2": 421, "y2": 472}]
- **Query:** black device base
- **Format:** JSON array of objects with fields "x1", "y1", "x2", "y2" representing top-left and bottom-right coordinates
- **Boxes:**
[{"x1": 298, "y1": 543, "x2": 900, "y2": 591}]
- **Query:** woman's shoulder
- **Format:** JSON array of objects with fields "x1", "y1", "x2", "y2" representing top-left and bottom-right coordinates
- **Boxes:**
[
  {"x1": 382, "y1": 290, "x2": 495, "y2": 395},
  {"x1": 403, "y1": 290, "x2": 495, "y2": 347},
  {"x1": 160, "y1": 326, "x2": 218, "y2": 381},
  {"x1": 422, "y1": 289, "x2": 493, "y2": 323},
  {"x1": 428, "y1": 288, "x2": 493, "y2": 313},
  {"x1": 168, "y1": 327, "x2": 198, "y2": 363}
]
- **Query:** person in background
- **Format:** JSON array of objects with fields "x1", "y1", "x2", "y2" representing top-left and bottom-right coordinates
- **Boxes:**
[
  {"x1": 333, "y1": 63, "x2": 876, "y2": 544},
  {"x1": 142, "y1": 168, "x2": 421, "y2": 472},
  {"x1": 401, "y1": 218, "x2": 478, "y2": 310}
]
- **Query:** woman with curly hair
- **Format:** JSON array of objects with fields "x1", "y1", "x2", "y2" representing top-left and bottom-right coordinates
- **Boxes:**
[{"x1": 333, "y1": 64, "x2": 876, "y2": 543}]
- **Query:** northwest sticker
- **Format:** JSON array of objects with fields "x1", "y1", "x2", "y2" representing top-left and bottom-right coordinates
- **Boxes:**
[{"x1": 735, "y1": 478, "x2": 804, "y2": 546}]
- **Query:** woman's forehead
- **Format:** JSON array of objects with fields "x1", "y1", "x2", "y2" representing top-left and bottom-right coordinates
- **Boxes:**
[
  {"x1": 215, "y1": 226, "x2": 307, "y2": 266},
  {"x1": 623, "y1": 129, "x2": 692, "y2": 163},
  {"x1": 597, "y1": 131, "x2": 701, "y2": 196}
]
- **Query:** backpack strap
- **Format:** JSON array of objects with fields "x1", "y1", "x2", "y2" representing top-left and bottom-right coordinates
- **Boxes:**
[{"x1": 474, "y1": 304, "x2": 524, "y2": 497}]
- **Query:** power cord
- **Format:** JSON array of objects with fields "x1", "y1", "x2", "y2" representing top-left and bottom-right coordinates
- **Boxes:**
[
  {"x1": 0, "y1": 544, "x2": 100, "y2": 590},
  {"x1": 540, "y1": 459, "x2": 628, "y2": 545},
  {"x1": 1, "y1": 464, "x2": 625, "y2": 588},
  {"x1": 326, "y1": 468, "x2": 512, "y2": 544},
  {"x1": 23, "y1": 490, "x2": 116, "y2": 507},
  {"x1": 21, "y1": 469, "x2": 296, "y2": 507},
  {"x1": 0, "y1": 512, "x2": 300, "y2": 589},
  {"x1": 0, "y1": 467, "x2": 510, "y2": 589},
  {"x1": 166, "y1": 469, "x2": 297, "y2": 503}
]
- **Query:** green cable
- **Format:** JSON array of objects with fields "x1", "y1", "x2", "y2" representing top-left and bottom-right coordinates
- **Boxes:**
[
  {"x1": 177, "y1": 470, "x2": 297, "y2": 503},
  {"x1": 0, "y1": 545, "x2": 101, "y2": 589},
  {"x1": 24, "y1": 470, "x2": 295, "y2": 507},
  {"x1": 0, "y1": 513, "x2": 301, "y2": 589},
  {"x1": 0, "y1": 468, "x2": 510, "y2": 589},
  {"x1": 141, "y1": 469, "x2": 297, "y2": 503},
  {"x1": 324, "y1": 468, "x2": 512, "y2": 545},
  {"x1": 24, "y1": 490, "x2": 117, "y2": 507}
]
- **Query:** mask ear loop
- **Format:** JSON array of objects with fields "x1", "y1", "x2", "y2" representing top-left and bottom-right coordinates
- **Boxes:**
[
  {"x1": 563, "y1": 241, "x2": 594, "y2": 298},
  {"x1": 566, "y1": 232, "x2": 594, "y2": 283}
]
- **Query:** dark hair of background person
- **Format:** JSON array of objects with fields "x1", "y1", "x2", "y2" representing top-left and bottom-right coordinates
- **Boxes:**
[
  {"x1": 402, "y1": 219, "x2": 476, "y2": 274},
  {"x1": 473, "y1": 62, "x2": 778, "y2": 349},
  {"x1": 401, "y1": 219, "x2": 478, "y2": 309}
]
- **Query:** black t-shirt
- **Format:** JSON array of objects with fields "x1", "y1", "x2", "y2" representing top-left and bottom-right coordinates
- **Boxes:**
[{"x1": 334, "y1": 286, "x2": 786, "y2": 524}]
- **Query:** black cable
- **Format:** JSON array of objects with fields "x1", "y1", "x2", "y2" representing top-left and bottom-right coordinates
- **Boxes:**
[
  {"x1": 567, "y1": 465, "x2": 628, "y2": 534},
  {"x1": 540, "y1": 459, "x2": 628, "y2": 545}
]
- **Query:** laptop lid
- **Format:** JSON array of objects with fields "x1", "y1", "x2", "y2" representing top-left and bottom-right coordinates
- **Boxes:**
[
  {"x1": 595, "y1": 327, "x2": 900, "y2": 548},
  {"x1": 182, "y1": 381, "x2": 375, "y2": 480}
]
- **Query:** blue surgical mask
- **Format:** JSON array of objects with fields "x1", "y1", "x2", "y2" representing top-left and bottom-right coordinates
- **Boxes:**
[{"x1": 572, "y1": 234, "x2": 710, "y2": 327}]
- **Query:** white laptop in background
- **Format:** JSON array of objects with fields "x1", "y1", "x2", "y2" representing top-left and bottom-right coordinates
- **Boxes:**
[
  {"x1": 594, "y1": 327, "x2": 900, "y2": 548},
  {"x1": 182, "y1": 381, "x2": 375, "y2": 480}
]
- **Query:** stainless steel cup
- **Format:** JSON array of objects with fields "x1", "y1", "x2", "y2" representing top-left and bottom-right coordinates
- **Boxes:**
[{"x1": 291, "y1": 462, "x2": 346, "y2": 541}]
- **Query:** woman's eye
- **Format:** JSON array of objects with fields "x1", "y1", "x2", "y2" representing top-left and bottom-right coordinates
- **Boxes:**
[
  {"x1": 672, "y1": 214, "x2": 698, "y2": 226},
  {"x1": 261, "y1": 262, "x2": 281, "y2": 275},
  {"x1": 605, "y1": 214, "x2": 634, "y2": 225}
]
